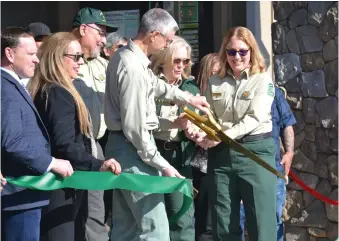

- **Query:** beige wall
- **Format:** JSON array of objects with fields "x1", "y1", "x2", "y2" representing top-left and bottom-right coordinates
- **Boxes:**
[{"x1": 246, "y1": 1, "x2": 274, "y2": 77}]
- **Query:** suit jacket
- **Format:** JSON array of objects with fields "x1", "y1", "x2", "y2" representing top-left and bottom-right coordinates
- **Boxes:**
[
  {"x1": 1, "y1": 69, "x2": 53, "y2": 211},
  {"x1": 34, "y1": 84, "x2": 104, "y2": 171},
  {"x1": 34, "y1": 84, "x2": 104, "y2": 239}
]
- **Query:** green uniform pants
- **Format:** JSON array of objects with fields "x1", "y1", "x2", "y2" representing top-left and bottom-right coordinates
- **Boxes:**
[
  {"x1": 207, "y1": 137, "x2": 277, "y2": 241},
  {"x1": 157, "y1": 140, "x2": 195, "y2": 241}
]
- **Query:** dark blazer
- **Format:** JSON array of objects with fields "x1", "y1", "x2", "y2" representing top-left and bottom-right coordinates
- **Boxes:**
[
  {"x1": 1, "y1": 69, "x2": 53, "y2": 211},
  {"x1": 34, "y1": 84, "x2": 104, "y2": 170},
  {"x1": 34, "y1": 84, "x2": 104, "y2": 240}
]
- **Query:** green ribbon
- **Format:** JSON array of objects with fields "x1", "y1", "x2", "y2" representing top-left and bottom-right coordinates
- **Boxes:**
[{"x1": 6, "y1": 171, "x2": 193, "y2": 225}]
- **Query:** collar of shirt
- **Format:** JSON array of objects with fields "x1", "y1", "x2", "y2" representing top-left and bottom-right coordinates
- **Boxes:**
[
  {"x1": 127, "y1": 39, "x2": 151, "y2": 68},
  {"x1": 1, "y1": 67, "x2": 23, "y2": 84},
  {"x1": 226, "y1": 67, "x2": 250, "y2": 80},
  {"x1": 158, "y1": 73, "x2": 182, "y2": 86}
]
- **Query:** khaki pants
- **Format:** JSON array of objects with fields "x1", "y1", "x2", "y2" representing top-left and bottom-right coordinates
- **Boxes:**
[
  {"x1": 85, "y1": 142, "x2": 108, "y2": 241},
  {"x1": 207, "y1": 138, "x2": 277, "y2": 241}
]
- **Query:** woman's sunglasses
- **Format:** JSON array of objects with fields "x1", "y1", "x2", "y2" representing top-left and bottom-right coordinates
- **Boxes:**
[
  {"x1": 226, "y1": 49, "x2": 249, "y2": 57},
  {"x1": 64, "y1": 53, "x2": 84, "y2": 62},
  {"x1": 173, "y1": 58, "x2": 190, "y2": 65}
]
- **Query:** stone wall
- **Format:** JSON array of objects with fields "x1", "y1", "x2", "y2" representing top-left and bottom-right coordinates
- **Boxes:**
[{"x1": 272, "y1": 2, "x2": 338, "y2": 241}]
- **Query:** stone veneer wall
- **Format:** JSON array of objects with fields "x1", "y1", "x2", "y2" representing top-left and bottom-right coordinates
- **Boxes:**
[{"x1": 272, "y1": 2, "x2": 338, "y2": 241}]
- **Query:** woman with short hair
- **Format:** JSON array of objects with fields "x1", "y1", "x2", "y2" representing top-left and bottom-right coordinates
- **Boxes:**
[
  {"x1": 29, "y1": 32, "x2": 121, "y2": 241},
  {"x1": 197, "y1": 26, "x2": 276, "y2": 241}
]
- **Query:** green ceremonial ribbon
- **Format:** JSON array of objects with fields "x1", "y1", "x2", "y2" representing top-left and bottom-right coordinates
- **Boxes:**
[{"x1": 6, "y1": 171, "x2": 193, "y2": 225}]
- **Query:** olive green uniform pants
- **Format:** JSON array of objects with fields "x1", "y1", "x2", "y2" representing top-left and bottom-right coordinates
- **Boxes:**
[
  {"x1": 207, "y1": 138, "x2": 277, "y2": 241},
  {"x1": 157, "y1": 140, "x2": 195, "y2": 241}
]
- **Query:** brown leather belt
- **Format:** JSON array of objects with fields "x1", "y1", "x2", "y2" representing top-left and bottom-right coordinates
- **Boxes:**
[{"x1": 235, "y1": 132, "x2": 272, "y2": 143}]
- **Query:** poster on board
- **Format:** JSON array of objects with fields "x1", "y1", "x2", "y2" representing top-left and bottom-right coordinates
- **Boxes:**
[{"x1": 104, "y1": 9, "x2": 140, "y2": 38}]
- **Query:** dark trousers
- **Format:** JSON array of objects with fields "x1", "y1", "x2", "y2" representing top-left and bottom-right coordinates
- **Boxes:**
[
  {"x1": 40, "y1": 189, "x2": 87, "y2": 241},
  {"x1": 240, "y1": 178, "x2": 286, "y2": 241},
  {"x1": 156, "y1": 139, "x2": 195, "y2": 241},
  {"x1": 2, "y1": 207, "x2": 42, "y2": 241},
  {"x1": 99, "y1": 130, "x2": 113, "y2": 224},
  {"x1": 192, "y1": 167, "x2": 213, "y2": 241},
  {"x1": 208, "y1": 138, "x2": 277, "y2": 241}
]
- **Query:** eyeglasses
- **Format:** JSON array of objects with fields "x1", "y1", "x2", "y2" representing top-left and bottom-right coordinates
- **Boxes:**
[
  {"x1": 159, "y1": 32, "x2": 173, "y2": 45},
  {"x1": 64, "y1": 53, "x2": 84, "y2": 62},
  {"x1": 226, "y1": 49, "x2": 249, "y2": 57},
  {"x1": 85, "y1": 24, "x2": 106, "y2": 37},
  {"x1": 173, "y1": 58, "x2": 190, "y2": 65}
]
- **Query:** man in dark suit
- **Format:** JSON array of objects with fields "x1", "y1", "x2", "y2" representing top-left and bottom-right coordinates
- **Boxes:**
[{"x1": 1, "y1": 27, "x2": 74, "y2": 241}]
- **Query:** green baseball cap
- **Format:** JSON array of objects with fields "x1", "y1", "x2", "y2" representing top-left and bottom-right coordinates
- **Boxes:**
[{"x1": 72, "y1": 7, "x2": 118, "y2": 32}]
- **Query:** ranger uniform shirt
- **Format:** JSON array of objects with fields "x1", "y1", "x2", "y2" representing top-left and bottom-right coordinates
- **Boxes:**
[
  {"x1": 74, "y1": 56, "x2": 108, "y2": 140},
  {"x1": 105, "y1": 40, "x2": 190, "y2": 171},
  {"x1": 154, "y1": 74, "x2": 183, "y2": 142},
  {"x1": 205, "y1": 69, "x2": 275, "y2": 140}
]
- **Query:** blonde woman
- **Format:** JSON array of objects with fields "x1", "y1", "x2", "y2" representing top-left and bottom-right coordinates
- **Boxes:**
[
  {"x1": 194, "y1": 27, "x2": 276, "y2": 241},
  {"x1": 196, "y1": 53, "x2": 220, "y2": 95},
  {"x1": 150, "y1": 35, "x2": 197, "y2": 241},
  {"x1": 29, "y1": 32, "x2": 121, "y2": 241}
]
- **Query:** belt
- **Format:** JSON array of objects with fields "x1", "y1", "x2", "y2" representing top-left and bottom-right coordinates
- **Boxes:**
[
  {"x1": 155, "y1": 139, "x2": 181, "y2": 151},
  {"x1": 235, "y1": 132, "x2": 272, "y2": 143}
]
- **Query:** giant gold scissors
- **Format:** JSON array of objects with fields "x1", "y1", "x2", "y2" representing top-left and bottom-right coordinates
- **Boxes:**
[{"x1": 182, "y1": 105, "x2": 287, "y2": 182}]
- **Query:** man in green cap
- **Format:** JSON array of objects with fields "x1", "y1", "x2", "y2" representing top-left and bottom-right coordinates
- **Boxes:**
[{"x1": 71, "y1": 7, "x2": 118, "y2": 241}]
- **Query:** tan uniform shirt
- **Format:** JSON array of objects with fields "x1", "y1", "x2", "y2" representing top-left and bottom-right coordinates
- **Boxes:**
[
  {"x1": 205, "y1": 69, "x2": 275, "y2": 140},
  {"x1": 154, "y1": 74, "x2": 183, "y2": 142},
  {"x1": 74, "y1": 56, "x2": 108, "y2": 140},
  {"x1": 105, "y1": 40, "x2": 189, "y2": 171}
]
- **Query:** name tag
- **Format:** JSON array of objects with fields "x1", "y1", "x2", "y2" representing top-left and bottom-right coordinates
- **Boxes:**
[{"x1": 212, "y1": 92, "x2": 223, "y2": 98}]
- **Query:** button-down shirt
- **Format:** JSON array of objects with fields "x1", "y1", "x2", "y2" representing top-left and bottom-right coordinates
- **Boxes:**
[
  {"x1": 272, "y1": 86, "x2": 296, "y2": 173},
  {"x1": 154, "y1": 74, "x2": 183, "y2": 142},
  {"x1": 105, "y1": 40, "x2": 189, "y2": 171},
  {"x1": 74, "y1": 56, "x2": 108, "y2": 140},
  {"x1": 205, "y1": 69, "x2": 275, "y2": 140}
]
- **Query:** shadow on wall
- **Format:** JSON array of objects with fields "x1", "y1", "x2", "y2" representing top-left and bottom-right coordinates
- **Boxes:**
[{"x1": 246, "y1": 1, "x2": 271, "y2": 72}]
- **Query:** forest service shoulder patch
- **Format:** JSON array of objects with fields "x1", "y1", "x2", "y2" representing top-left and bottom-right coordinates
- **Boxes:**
[{"x1": 267, "y1": 83, "x2": 274, "y2": 97}]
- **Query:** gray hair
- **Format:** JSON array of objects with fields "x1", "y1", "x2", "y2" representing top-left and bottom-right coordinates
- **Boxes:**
[
  {"x1": 105, "y1": 32, "x2": 124, "y2": 48},
  {"x1": 138, "y1": 8, "x2": 179, "y2": 35}
]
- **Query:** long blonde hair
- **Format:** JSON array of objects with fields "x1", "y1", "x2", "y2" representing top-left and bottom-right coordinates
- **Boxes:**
[
  {"x1": 218, "y1": 26, "x2": 266, "y2": 78},
  {"x1": 151, "y1": 35, "x2": 192, "y2": 79},
  {"x1": 29, "y1": 32, "x2": 90, "y2": 136},
  {"x1": 197, "y1": 53, "x2": 220, "y2": 94}
]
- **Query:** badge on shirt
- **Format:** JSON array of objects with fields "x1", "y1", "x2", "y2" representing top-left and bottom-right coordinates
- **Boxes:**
[
  {"x1": 98, "y1": 74, "x2": 105, "y2": 82},
  {"x1": 241, "y1": 91, "x2": 250, "y2": 98},
  {"x1": 267, "y1": 83, "x2": 275, "y2": 97}
]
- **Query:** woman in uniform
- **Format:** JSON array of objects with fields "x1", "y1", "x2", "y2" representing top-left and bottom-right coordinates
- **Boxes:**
[
  {"x1": 150, "y1": 35, "x2": 198, "y2": 241},
  {"x1": 196, "y1": 26, "x2": 277, "y2": 241}
]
